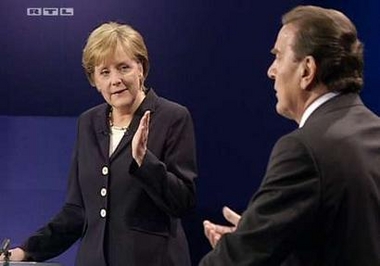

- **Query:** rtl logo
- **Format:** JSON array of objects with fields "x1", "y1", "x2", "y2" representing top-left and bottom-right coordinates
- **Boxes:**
[{"x1": 27, "y1": 8, "x2": 74, "y2": 16}]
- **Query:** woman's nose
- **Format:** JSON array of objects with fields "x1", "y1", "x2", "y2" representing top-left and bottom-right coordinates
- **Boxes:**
[{"x1": 110, "y1": 72, "x2": 123, "y2": 86}]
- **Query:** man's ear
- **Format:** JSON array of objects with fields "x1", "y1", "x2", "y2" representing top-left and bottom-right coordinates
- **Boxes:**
[{"x1": 300, "y1": 55, "x2": 316, "y2": 90}]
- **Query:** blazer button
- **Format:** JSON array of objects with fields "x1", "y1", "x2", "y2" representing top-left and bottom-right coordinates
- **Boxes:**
[
  {"x1": 102, "y1": 166, "x2": 108, "y2": 176},
  {"x1": 100, "y1": 208, "x2": 107, "y2": 218},
  {"x1": 100, "y1": 188, "x2": 107, "y2": 197}
]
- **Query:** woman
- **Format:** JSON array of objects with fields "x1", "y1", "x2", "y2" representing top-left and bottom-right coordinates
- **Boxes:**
[{"x1": 3, "y1": 22, "x2": 197, "y2": 266}]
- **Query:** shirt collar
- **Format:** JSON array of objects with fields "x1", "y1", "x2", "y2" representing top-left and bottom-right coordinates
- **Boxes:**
[{"x1": 299, "y1": 92, "x2": 339, "y2": 128}]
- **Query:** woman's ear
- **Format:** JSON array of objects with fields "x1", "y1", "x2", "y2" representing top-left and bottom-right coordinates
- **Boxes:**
[{"x1": 137, "y1": 61, "x2": 144, "y2": 78}]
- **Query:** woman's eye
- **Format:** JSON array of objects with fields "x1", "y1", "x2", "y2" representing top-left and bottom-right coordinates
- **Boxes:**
[
  {"x1": 100, "y1": 70, "x2": 110, "y2": 76},
  {"x1": 120, "y1": 65, "x2": 130, "y2": 72}
]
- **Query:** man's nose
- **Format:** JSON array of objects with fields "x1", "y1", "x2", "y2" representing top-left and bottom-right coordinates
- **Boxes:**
[{"x1": 267, "y1": 64, "x2": 275, "y2": 80}]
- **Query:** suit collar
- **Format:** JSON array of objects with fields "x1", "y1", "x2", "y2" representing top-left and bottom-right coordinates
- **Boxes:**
[
  {"x1": 303, "y1": 92, "x2": 363, "y2": 127},
  {"x1": 299, "y1": 92, "x2": 339, "y2": 128}
]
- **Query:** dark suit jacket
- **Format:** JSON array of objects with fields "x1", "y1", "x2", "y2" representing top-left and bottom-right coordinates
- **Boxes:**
[
  {"x1": 21, "y1": 89, "x2": 198, "y2": 266},
  {"x1": 200, "y1": 93, "x2": 380, "y2": 265}
]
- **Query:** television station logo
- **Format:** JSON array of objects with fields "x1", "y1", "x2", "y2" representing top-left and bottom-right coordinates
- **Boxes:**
[{"x1": 27, "y1": 7, "x2": 74, "y2": 16}]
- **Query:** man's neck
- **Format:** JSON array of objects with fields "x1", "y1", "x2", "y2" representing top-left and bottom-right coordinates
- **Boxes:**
[{"x1": 298, "y1": 91, "x2": 339, "y2": 127}]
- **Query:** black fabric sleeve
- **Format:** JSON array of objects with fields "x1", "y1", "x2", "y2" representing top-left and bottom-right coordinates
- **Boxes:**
[
  {"x1": 200, "y1": 134, "x2": 320, "y2": 265},
  {"x1": 21, "y1": 203, "x2": 84, "y2": 262}
]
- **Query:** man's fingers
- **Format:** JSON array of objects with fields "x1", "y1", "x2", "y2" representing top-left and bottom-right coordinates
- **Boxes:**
[
  {"x1": 203, "y1": 220, "x2": 212, "y2": 237},
  {"x1": 211, "y1": 233, "x2": 221, "y2": 248},
  {"x1": 203, "y1": 220, "x2": 217, "y2": 248},
  {"x1": 222, "y1": 206, "x2": 241, "y2": 226}
]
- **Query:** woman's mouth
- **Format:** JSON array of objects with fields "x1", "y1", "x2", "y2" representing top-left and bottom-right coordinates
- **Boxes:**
[{"x1": 112, "y1": 88, "x2": 128, "y2": 95}]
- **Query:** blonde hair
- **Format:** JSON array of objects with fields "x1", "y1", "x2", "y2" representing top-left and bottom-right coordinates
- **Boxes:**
[{"x1": 82, "y1": 22, "x2": 150, "y2": 85}]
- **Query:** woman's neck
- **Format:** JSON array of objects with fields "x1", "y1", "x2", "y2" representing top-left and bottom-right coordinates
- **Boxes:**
[{"x1": 109, "y1": 91, "x2": 146, "y2": 128}]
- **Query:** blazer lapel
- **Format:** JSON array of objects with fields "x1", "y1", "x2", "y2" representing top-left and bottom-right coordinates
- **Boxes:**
[
  {"x1": 109, "y1": 88, "x2": 158, "y2": 162},
  {"x1": 93, "y1": 104, "x2": 111, "y2": 161},
  {"x1": 109, "y1": 114, "x2": 140, "y2": 162},
  {"x1": 305, "y1": 93, "x2": 363, "y2": 126}
]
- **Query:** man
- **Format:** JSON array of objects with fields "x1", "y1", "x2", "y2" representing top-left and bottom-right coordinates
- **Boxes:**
[{"x1": 200, "y1": 5, "x2": 380, "y2": 266}]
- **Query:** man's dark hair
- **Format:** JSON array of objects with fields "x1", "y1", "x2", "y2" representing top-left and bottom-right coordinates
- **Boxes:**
[{"x1": 283, "y1": 5, "x2": 364, "y2": 93}]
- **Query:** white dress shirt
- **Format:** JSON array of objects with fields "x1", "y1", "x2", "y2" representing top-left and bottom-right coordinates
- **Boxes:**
[{"x1": 299, "y1": 92, "x2": 339, "y2": 128}]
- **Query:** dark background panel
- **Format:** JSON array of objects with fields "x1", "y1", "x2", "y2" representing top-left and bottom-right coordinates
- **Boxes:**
[
  {"x1": 1, "y1": 0, "x2": 379, "y2": 265},
  {"x1": 0, "y1": 116, "x2": 78, "y2": 265}
]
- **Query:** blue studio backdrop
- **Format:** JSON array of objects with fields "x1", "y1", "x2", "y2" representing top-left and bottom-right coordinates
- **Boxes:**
[{"x1": 1, "y1": 0, "x2": 379, "y2": 265}]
